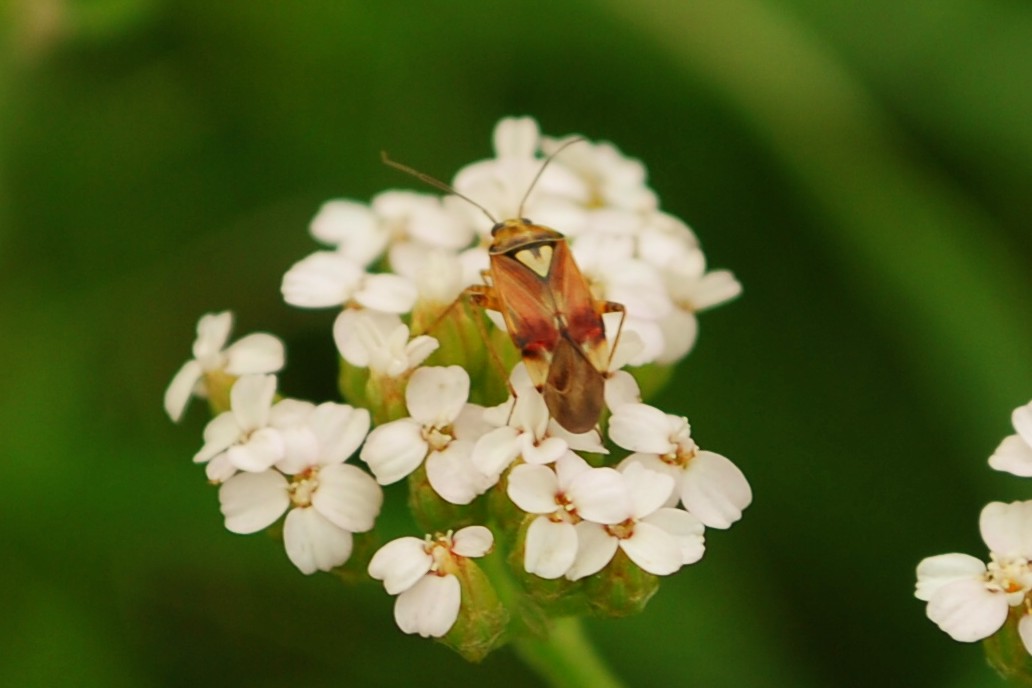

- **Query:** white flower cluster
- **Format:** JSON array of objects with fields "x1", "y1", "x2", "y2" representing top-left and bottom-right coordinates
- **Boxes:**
[
  {"x1": 166, "y1": 116, "x2": 748, "y2": 641},
  {"x1": 916, "y1": 401, "x2": 1032, "y2": 653}
]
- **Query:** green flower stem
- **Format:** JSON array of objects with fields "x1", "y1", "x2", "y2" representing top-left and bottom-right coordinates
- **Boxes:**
[
  {"x1": 480, "y1": 543, "x2": 624, "y2": 688},
  {"x1": 512, "y1": 617, "x2": 624, "y2": 688}
]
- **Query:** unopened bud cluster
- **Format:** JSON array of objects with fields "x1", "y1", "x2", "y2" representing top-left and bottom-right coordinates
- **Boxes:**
[
  {"x1": 165, "y1": 116, "x2": 749, "y2": 660},
  {"x1": 915, "y1": 400, "x2": 1032, "y2": 680}
]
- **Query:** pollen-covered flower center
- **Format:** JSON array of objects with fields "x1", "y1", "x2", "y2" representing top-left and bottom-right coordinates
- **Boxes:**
[
  {"x1": 986, "y1": 554, "x2": 1032, "y2": 596},
  {"x1": 425, "y1": 531, "x2": 460, "y2": 576},
  {"x1": 288, "y1": 468, "x2": 321, "y2": 507},
  {"x1": 548, "y1": 491, "x2": 579, "y2": 523},
  {"x1": 661, "y1": 442, "x2": 698, "y2": 468},
  {"x1": 605, "y1": 519, "x2": 636, "y2": 540},
  {"x1": 424, "y1": 425, "x2": 455, "y2": 452}
]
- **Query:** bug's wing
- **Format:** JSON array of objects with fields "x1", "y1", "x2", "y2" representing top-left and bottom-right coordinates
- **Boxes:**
[
  {"x1": 543, "y1": 332, "x2": 605, "y2": 434},
  {"x1": 547, "y1": 241, "x2": 609, "y2": 372},
  {"x1": 490, "y1": 253, "x2": 560, "y2": 387}
]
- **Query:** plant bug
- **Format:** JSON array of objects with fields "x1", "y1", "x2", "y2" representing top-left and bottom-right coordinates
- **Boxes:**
[{"x1": 383, "y1": 140, "x2": 625, "y2": 434}]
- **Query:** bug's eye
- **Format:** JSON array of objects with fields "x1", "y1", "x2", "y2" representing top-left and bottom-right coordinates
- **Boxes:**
[
  {"x1": 521, "y1": 217, "x2": 533, "y2": 225},
  {"x1": 490, "y1": 222, "x2": 504, "y2": 236}
]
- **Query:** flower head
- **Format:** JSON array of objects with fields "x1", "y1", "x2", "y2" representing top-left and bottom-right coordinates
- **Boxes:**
[
  {"x1": 610, "y1": 403, "x2": 751, "y2": 529},
  {"x1": 164, "y1": 311, "x2": 284, "y2": 422},
  {"x1": 218, "y1": 402, "x2": 382, "y2": 574},
  {"x1": 916, "y1": 501, "x2": 1032, "y2": 648},
  {"x1": 368, "y1": 525, "x2": 494, "y2": 637}
]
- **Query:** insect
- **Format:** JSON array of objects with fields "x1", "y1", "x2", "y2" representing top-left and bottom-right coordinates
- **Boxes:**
[{"x1": 383, "y1": 141, "x2": 625, "y2": 434}]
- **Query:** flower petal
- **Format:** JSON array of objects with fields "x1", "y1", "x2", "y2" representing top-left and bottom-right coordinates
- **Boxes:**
[
  {"x1": 406, "y1": 366, "x2": 470, "y2": 427},
  {"x1": 680, "y1": 451, "x2": 752, "y2": 529},
  {"x1": 1015, "y1": 402, "x2": 1032, "y2": 447},
  {"x1": 281, "y1": 251, "x2": 363, "y2": 308},
  {"x1": 164, "y1": 360, "x2": 203, "y2": 422},
  {"x1": 567, "y1": 467, "x2": 631, "y2": 525},
  {"x1": 311, "y1": 463, "x2": 383, "y2": 533},
  {"x1": 394, "y1": 574, "x2": 461, "y2": 638},
  {"x1": 622, "y1": 461, "x2": 675, "y2": 519},
  {"x1": 223, "y1": 333, "x2": 285, "y2": 376},
  {"x1": 926, "y1": 578, "x2": 1008, "y2": 642},
  {"x1": 192, "y1": 311, "x2": 233, "y2": 362},
  {"x1": 368, "y1": 537, "x2": 432, "y2": 594},
  {"x1": 915, "y1": 553, "x2": 987, "y2": 601},
  {"x1": 524, "y1": 518, "x2": 577, "y2": 579},
  {"x1": 980, "y1": 501, "x2": 1032, "y2": 556},
  {"x1": 354, "y1": 273, "x2": 418, "y2": 313},
  {"x1": 283, "y1": 507, "x2": 354, "y2": 575},
  {"x1": 452, "y1": 525, "x2": 494, "y2": 557},
  {"x1": 426, "y1": 442, "x2": 494, "y2": 505},
  {"x1": 308, "y1": 403, "x2": 370, "y2": 466},
  {"x1": 619, "y1": 521, "x2": 683, "y2": 576},
  {"x1": 227, "y1": 427, "x2": 285, "y2": 472},
  {"x1": 359, "y1": 419, "x2": 428, "y2": 485},
  {"x1": 507, "y1": 463, "x2": 561, "y2": 514},
  {"x1": 194, "y1": 412, "x2": 241, "y2": 464},
  {"x1": 566, "y1": 522, "x2": 619, "y2": 581},
  {"x1": 608, "y1": 403, "x2": 678, "y2": 454},
  {"x1": 989, "y1": 434, "x2": 1032, "y2": 477},
  {"x1": 644, "y1": 508, "x2": 706, "y2": 565},
  {"x1": 230, "y1": 374, "x2": 277, "y2": 431},
  {"x1": 219, "y1": 470, "x2": 290, "y2": 534},
  {"x1": 471, "y1": 426, "x2": 521, "y2": 479}
]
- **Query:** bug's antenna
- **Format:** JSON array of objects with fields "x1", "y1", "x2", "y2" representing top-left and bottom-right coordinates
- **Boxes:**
[
  {"x1": 381, "y1": 151, "x2": 498, "y2": 225},
  {"x1": 517, "y1": 136, "x2": 585, "y2": 218}
]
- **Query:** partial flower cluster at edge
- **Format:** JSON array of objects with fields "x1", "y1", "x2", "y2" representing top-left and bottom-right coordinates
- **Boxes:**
[
  {"x1": 915, "y1": 400, "x2": 1032, "y2": 673},
  {"x1": 165, "y1": 116, "x2": 749, "y2": 656}
]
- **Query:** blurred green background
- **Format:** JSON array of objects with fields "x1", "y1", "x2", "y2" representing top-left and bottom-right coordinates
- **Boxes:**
[{"x1": 3, "y1": 0, "x2": 1031, "y2": 686}]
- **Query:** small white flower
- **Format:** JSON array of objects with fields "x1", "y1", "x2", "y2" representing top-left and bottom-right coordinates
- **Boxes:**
[
  {"x1": 389, "y1": 243, "x2": 469, "y2": 307},
  {"x1": 541, "y1": 135, "x2": 658, "y2": 213},
  {"x1": 916, "y1": 501, "x2": 1032, "y2": 649},
  {"x1": 308, "y1": 199, "x2": 391, "y2": 266},
  {"x1": 360, "y1": 366, "x2": 494, "y2": 504},
  {"x1": 281, "y1": 251, "x2": 418, "y2": 313},
  {"x1": 451, "y1": 116, "x2": 588, "y2": 224},
  {"x1": 565, "y1": 462, "x2": 703, "y2": 580},
  {"x1": 218, "y1": 402, "x2": 381, "y2": 575},
  {"x1": 372, "y1": 190, "x2": 477, "y2": 251},
  {"x1": 989, "y1": 401, "x2": 1032, "y2": 477},
  {"x1": 333, "y1": 310, "x2": 438, "y2": 378},
  {"x1": 610, "y1": 403, "x2": 751, "y2": 529},
  {"x1": 164, "y1": 311, "x2": 285, "y2": 422},
  {"x1": 472, "y1": 366, "x2": 606, "y2": 479},
  {"x1": 508, "y1": 453, "x2": 631, "y2": 579},
  {"x1": 194, "y1": 374, "x2": 284, "y2": 481},
  {"x1": 368, "y1": 525, "x2": 493, "y2": 638}
]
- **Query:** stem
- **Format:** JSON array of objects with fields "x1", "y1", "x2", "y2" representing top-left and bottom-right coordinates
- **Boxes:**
[
  {"x1": 479, "y1": 534, "x2": 624, "y2": 688},
  {"x1": 512, "y1": 617, "x2": 625, "y2": 688}
]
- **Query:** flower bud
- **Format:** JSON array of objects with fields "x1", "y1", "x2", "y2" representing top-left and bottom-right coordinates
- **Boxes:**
[
  {"x1": 438, "y1": 552, "x2": 509, "y2": 662},
  {"x1": 407, "y1": 463, "x2": 487, "y2": 533},
  {"x1": 583, "y1": 549, "x2": 660, "y2": 617},
  {"x1": 984, "y1": 608, "x2": 1032, "y2": 683}
]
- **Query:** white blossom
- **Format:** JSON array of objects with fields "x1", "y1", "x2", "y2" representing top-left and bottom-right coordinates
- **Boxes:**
[
  {"x1": 565, "y1": 462, "x2": 704, "y2": 580},
  {"x1": 333, "y1": 310, "x2": 438, "y2": 378},
  {"x1": 360, "y1": 366, "x2": 494, "y2": 504},
  {"x1": 916, "y1": 501, "x2": 1032, "y2": 649},
  {"x1": 218, "y1": 402, "x2": 381, "y2": 575},
  {"x1": 368, "y1": 526, "x2": 493, "y2": 638},
  {"x1": 194, "y1": 374, "x2": 284, "y2": 481},
  {"x1": 610, "y1": 403, "x2": 751, "y2": 529},
  {"x1": 281, "y1": 250, "x2": 417, "y2": 313},
  {"x1": 989, "y1": 401, "x2": 1032, "y2": 477},
  {"x1": 508, "y1": 453, "x2": 631, "y2": 579},
  {"x1": 164, "y1": 311, "x2": 284, "y2": 422}
]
